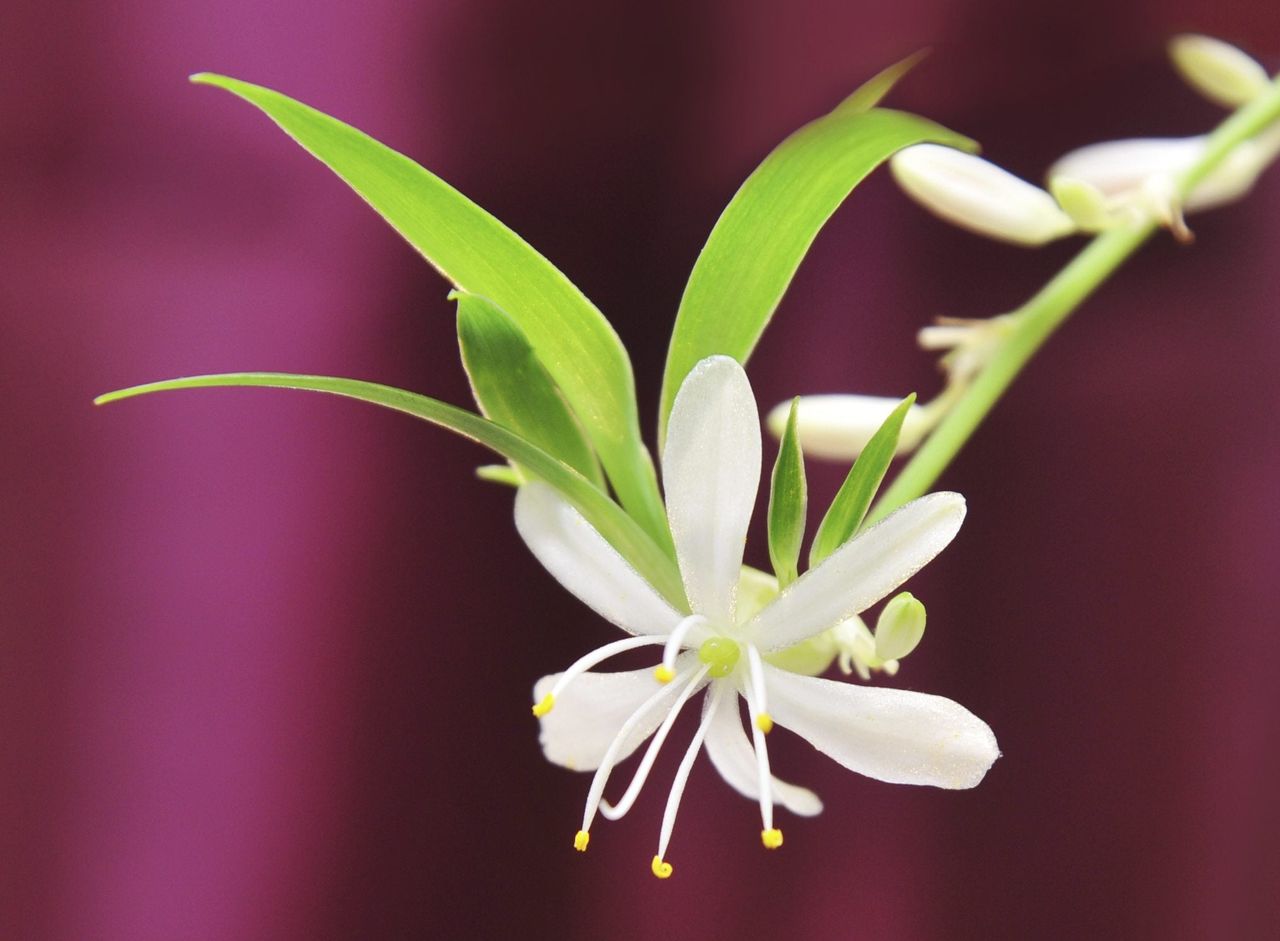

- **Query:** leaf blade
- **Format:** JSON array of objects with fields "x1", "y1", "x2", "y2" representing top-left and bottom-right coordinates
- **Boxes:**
[
  {"x1": 96, "y1": 373, "x2": 687, "y2": 608},
  {"x1": 809, "y1": 394, "x2": 916, "y2": 568},
  {"x1": 455, "y1": 290, "x2": 605, "y2": 489},
  {"x1": 767, "y1": 398, "x2": 807, "y2": 589},
  {"x1": 659, "y1": 104, "x2": 973, "y2": 443},
  {"x1": 191, "y1": 73, "x2": 671, "y2": 552}
]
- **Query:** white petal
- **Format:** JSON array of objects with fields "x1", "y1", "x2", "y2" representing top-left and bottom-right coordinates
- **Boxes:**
[
  {"x1": 703, "y1": 688, "x2": 823, "y2": 816},
  {"x1": 764, "y1": 665, "x2": 999, "y2": 789},
  {"x1": 890, "y1": 144, "x2": 1076, "y2": 246},
  {"x1": 515, "y1": 481, "x2": 683, "y2": 636},
  {"x1": 766, "y1": 394, "x2": 930, "y2": 461},
  {"x1": 534, "y1": 668, "x2": 678, "y2": 771},
  {"x1": 662, "y1": 356, "x2": 761, "y2": 625},
  {"x1": 746, "y1": 493, "x2": 965, "y2": 651}
]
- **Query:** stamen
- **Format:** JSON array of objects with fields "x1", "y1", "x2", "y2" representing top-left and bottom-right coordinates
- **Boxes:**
[
  {"x1": 746, "y1": 643, "x2": 770, "y2": 732},
  {"x1": 761, "y1": 828, "x2": 784, "y2": 849},
  {"x1": 661, "y1": 614, "x2": 707, "y2": 676},
  {"x1": 573, "y1": 830, "x2": 590, "y2": 852},
  {"x1": 537, "y1": 635, "x2": 667, "y2": 714},
  {"x1": 653, "y1": 682, "x2": 725, "y2": 878},
  {"x1": 578, "y1": 667, "x2": 696, "y2": 835},
  {"x1": 651, "y1": 855, "x2": 673, "y2": 879},
  {"x1": 741, "y1": 671, "x2": 776, "y2": 834},
  {"x1": 600, "y1": 666, "x2": 710, "y2": 820}
]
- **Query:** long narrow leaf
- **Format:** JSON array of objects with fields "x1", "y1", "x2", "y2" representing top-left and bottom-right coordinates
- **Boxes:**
[
  {"x1": 809, "y1": 394, "x2": 916, "y2": 568},
  {"x1": 95, "y1": 374, "x2": 687, "y2": 608},
  {"x1": 767, "y1": 398, "x2": 807, "y2": 589},
  {"x1": 659, "y1": 102, "x2": 973, "y2": 444},
  {"x1": 455, "y1": 290, "x2": 605, "y2": 489},
  {"x1": 835, "y1": 49, "x2": 930, "y2": 114},
  {"x1": 191, "y1": 73, "x2": 671, "y2": 552}
]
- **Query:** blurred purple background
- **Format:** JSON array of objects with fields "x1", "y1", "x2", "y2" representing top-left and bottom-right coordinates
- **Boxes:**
[{"x1": 4, "y1": 1, "x2": 1279, "y2": 938}]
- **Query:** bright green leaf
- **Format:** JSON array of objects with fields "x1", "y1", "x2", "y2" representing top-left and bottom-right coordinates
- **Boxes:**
[
  {"x1": 190, "y1": 73, "x2": 671, "y2": 554},
  {"x1": 455, "y1": 290, "x2": 605, "y2": 489},
  {"x1": 95, "y1": 373, "x2": 687, "y2": 609},
  {"x1": 809, "y1": 394, "x2": 916, "y2": 568},
  {"x1": 835, "y1": 49, "x2": 931, "y2": 114},
  {"x1": 658, "y1": 102, "x2": 973, "y2": 445},
  {"x1": 767, "y1": 398, "x2": 807, "y2": 589}
]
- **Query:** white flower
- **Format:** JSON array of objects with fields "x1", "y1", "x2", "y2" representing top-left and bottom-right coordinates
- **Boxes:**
[
  {"x1": 765, "y1": 394, "x2": 932, "y2": 461},
  {"x1": 890, "y1": 143, "x2": 1077, "y2": 246},
  {"x1": 517, "y1": 355, "x2": 998, "y2": 878}
]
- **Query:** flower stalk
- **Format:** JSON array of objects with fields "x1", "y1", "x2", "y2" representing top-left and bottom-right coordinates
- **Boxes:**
[{"x1": 868, "y1": 69, "x2": 1280, "y2": 523}]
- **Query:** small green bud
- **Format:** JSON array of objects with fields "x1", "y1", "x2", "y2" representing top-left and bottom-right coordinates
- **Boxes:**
[
  {"x1": 1169, "y1": 34, "x2": 1270, "y2": 110},
  {"x1": 875, "y1": 592, "x2": 927, "y2": 661}
]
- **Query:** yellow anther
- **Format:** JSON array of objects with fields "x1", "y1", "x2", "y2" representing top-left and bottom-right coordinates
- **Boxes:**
[
  {"x1": 654, "y1": 665, "x2": 675, "y2": 684},
  {"x1": 755, "y1": 712, "x2": 774, "y2": 734},
  {"x1": 531, "y1": 694, "x2": 555, "y2": 718},
  {"x1": 650, "y1": 855, "x2": 674, "y2": 879},
  {"x1": 573, "y1": 830, "x2": 590, "y2": 852},
  {"x1": 761, "y1": 828, "x2": 784, "y2": 849}
]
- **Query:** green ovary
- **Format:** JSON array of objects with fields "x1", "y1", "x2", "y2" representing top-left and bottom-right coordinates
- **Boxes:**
[{"x1": 698, "y1": 637, "x2": 741, "y2": 677}]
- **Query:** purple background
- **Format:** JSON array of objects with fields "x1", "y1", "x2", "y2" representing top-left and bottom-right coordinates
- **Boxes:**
[{"x1": 4, "y1": 1, "x2": 1278, "y2": 938}]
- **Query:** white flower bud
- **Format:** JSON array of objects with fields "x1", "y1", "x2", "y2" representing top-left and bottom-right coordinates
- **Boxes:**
[
  {"x1": 890, "y1": 144, "x2": 1077, "y2": 246},
  {"x1": 1048, "y1": 133, "x2": 1274, "y2": 218},
  {"x1": 874, "y1": 592, "x2": 927, "y2": 661},
  {"x1": 1169, "y1": 34, "x2": 1271, "y2": 109},
  {"x1": 765, "y1": 394, "x2": 931, "y2": 461}
]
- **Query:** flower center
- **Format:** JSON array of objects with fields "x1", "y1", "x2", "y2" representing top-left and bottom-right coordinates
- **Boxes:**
[{"x1": 697, "y1": 636, "x2": 740, "y2": 677}]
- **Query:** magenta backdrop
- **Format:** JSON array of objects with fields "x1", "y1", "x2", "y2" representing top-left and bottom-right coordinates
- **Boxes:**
[{"x1": 3, "y1": 1, "x2": 1278, "y2": 938}]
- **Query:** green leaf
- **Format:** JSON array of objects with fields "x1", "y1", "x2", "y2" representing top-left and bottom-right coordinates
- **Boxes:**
[
  {"x1": 834, "y1": 49, "x2": 930, "y2": 114},
  {"x1": 658, "y1": 101, "x2": 973, "y2": 445},
  {"x1": 190, "y1": 73, "x2": 671, "y2": 554},
  {"x1": 809, "y1": 394, "x2": 916, "y2": 568},
  {"x1": 95, "y1": 373, "x2": 687, "y2": 609},
  {"x1": 455, "y1": 290, "x2": 605, "y2": 489},
  {"x1": 767, "y1": 398, "x2": 807, "y2": 589}
]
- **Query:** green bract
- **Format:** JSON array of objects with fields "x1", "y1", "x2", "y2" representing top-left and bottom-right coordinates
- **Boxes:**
[{"x1": 767, "y1": 398, "x2": 807, "y2": 589}]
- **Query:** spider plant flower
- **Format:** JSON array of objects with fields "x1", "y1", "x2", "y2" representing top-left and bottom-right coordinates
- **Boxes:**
[
  {"x1": 765, "y1": 394, "x2": 933, "y2": 461},
  {"x1": 890, "y1": 143, "x2": 1077, "y2": 246},
  {"x1": 518, "y1": 356, "x2": 998, "y2": 878}
]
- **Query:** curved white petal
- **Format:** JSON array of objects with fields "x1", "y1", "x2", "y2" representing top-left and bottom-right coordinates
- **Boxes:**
[
  {"x1": 746, "y1": 492, "x2": 966, "y2": 651},
  {"x1": 764, "y1": 665, "x2": 999, "y2": 789},
  {"x1": 663, "y1": 356, "x2": 761, "y2": 625},
  {"x1": 515, "y1": 481, "x2": 683, "y2": 636},
  {"x1": 534, "y1": 668, "x2": 679, "y2": 771},
  {"x1": 703, "y1": 687, "x2": 823, "y2": 816}
]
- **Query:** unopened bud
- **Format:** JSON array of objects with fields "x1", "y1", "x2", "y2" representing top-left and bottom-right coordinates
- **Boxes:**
[
  {"x1": 874, "y1": 592, "x2": 926, "y2": 661},
  {"x1": 890, "y1": 144, "x2": 1077, "y2": 246},
  {"x1": 1169, "y1": 34, "x2": 1271, "y2": 109},
  {"x1": 766, "y1": 395, "x2": 930, "y2": 461},
  {"x1": 1048, "y1": 134, "x2": 1273, "y2": 219},
  {"x1": 1049, "y1": 176, "x2": 1118, "y2": 232}
]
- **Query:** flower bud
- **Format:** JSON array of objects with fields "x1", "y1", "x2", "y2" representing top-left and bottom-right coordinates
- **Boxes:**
[
  {"x1": 1048, "y1": 133, "x2": 1273, "y2": 217},
  {"x1": 874, "y1": 592, "x2": 926, "y2": 661},
  {"x1": 1169, "y1": 34, "x2": 1271, "y2": 109},
  {"x1": 890, "y1": 144, "x2": 1077, "y2": 246},
  {"x1": 766, "y1": 394, "x2": 930, "y2": 461}
]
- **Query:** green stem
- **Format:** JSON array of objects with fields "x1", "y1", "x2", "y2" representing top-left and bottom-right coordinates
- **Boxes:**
[{"x1": 869, "y1": 72, "x2": 1280, "y2": 522}]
